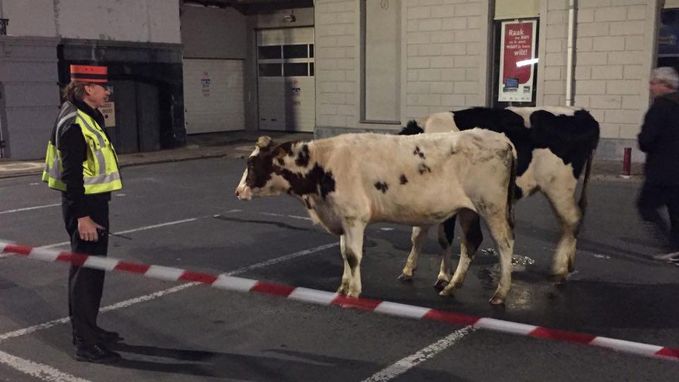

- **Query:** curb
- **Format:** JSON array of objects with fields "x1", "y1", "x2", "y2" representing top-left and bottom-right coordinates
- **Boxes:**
[{"x1": 1, "y1": 240, "x2": 677, "y2": 363}]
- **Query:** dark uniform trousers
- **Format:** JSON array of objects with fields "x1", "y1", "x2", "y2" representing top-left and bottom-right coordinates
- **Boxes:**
[
  {"x1": 637, "y1": 183, "x2": 679, "y2": 251},
  {"x1": 62, "y1": 194, "x2": 109, "y2": 346}
]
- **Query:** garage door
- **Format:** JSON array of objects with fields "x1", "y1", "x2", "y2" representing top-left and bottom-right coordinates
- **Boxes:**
[
  {"x1": 183, "y1": 58, "x2": 244, "y2": 134},
  {"x1": 257, "y1": 27, "x2": 315, "y2": 132}
]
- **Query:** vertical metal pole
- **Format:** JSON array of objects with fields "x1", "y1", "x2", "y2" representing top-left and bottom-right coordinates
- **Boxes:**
[
  {"x1": 565, "y1": 0, "x2": 576, "y2": 106},
  {"x1": 622, "y1": 147, "x2": 632, "y2": 178}
]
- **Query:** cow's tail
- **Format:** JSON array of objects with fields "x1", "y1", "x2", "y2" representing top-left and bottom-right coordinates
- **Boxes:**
[
  {"x1": 576, "y1": 151, "x2": 594, "y2": 234},
  {"x1": 399, "y1": 120, "x2": 424, "y2": 135},
  {"x1": 506, "y1": 143, "x2": 517, "y2": 230}
]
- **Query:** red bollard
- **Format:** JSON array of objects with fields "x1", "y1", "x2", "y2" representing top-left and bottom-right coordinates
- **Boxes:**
[{"x1": 621, "y1": 147, "x2": 632, "y2": 178}]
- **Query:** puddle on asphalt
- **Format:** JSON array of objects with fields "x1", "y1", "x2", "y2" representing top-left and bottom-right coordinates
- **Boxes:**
[{"x1": 479, "y1": 247, "x2": 536, "y2": 272}]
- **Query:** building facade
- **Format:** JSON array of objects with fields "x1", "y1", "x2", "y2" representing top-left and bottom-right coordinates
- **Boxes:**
[{"x1": 0, "y1": 0, "x2": 677, "y2": 163}]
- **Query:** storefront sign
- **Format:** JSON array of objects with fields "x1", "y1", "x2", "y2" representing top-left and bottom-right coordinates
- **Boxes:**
[{"x1": 498, "y1": 20, "x2": 537, "y2": 102}]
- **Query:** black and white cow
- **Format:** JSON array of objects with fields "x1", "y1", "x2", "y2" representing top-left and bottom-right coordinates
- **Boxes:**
[
  {"x1": 398, "y1": 106, "x2": 600, "y2": 287},
  {"x1": 235, "y1": 130, "x2": 518, "y2": 304}
]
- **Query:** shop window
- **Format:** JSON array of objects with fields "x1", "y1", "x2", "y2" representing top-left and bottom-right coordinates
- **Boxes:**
[
  {"x1": 258, "y1": 45, "x2": 281, "y2": 59},
  {"x1": 259, "y1": 64, "x2": 282, "y2": 77},
  {"x1": 284, "y1": 63, "x2": 308, "y2": 77},
  {"x1": 283, "y1": 44, "x2": 309, "y2": 59},
  {"x1": 658, "y1": 8, "x2": 679, "y2": 73}
]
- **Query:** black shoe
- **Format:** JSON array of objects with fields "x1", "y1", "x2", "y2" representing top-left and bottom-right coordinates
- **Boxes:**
[
  {"x1": 74, "y1": 344, "x2": 121, "y2": 364},
  {"x1": 96, "y1": 328, "x2": 123, "y2": 343}
]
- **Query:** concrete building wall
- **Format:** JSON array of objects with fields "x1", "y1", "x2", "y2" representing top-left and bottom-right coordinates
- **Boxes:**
[
  {"x1": 0, "y1": 37, "x2": 60, "y2": 159},
  {"x1": 314, "y1": 0, "x2": 491, "y2": 137},
  {"x1": 403, "y1": 0, "x2": 489, "y2": 118},
  {"x1": 182, "y1": 6, "x2": 246, "y2": 59},
  {"x1": 0, "y1": 0, "x2": 180, "y2": 43},
  {"x1": 314, "y1": 0, "x2": 664, "y2": 162},
  {"x1": 539, "y1": 0, "x2": 658, "y2": 161}
]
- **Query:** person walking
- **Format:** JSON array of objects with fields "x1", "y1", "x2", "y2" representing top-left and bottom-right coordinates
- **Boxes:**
[
  {"x1": 637, "y1": 67, "x2": 679, "y2": 264},
  {"x1": 42, "y1": 64, "x2": 124, "y2": 363}
]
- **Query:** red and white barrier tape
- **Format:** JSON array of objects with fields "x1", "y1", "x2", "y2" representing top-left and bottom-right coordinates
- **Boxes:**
[{"x1": 1, "y1": 240, "x2": 678, "y2": 362}]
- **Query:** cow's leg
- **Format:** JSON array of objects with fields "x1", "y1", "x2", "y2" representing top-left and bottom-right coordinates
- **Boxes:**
[
  {"x1": 337, "y1": 235, "x2": 352, "y2": 295},
  {"x1": 440, "y1": 211, "x2": 482, "y2": 297},
  {"x1": 339, "y1": 220, "x2": 367, "y2": 298},
  {"x1": 483, "y1": 211, "x2": 515, "y2": 305},
  {"x1": 399, "y1": 225, "x2": 431, "y2": 282},
  {"x1": 542, "y1": 184, "x2": 580, "y2": 281},
  {"x1": 434, "y1": 216, "x2": 457, "y2": 290}
]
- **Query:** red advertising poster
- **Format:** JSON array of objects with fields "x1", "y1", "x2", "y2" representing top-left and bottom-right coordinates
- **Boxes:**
[{"x1": 498, "y1": 20, "x2": 537, "y2": 102}]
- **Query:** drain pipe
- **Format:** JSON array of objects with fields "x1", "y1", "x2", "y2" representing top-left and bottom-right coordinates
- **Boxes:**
[{"x1": 565, "y1": 0, "x2": 576, "y2": 106}]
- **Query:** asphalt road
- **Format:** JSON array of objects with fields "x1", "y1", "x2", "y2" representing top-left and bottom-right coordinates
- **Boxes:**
[{"x1": 0, "y1": 156, "x2": 678, "y2": 381}]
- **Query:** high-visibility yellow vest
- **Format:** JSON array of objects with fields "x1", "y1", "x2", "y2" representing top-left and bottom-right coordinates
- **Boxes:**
[{"x1": 42, "y1": 102, "x2": 122, "y2": 194}]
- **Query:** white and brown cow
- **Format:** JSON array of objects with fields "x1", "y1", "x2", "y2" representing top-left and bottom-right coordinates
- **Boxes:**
[
  {"x1": 398, "y1": 106, "x2": 600, "y2": 287},
  {"x1": 235, "y1": 130, "x2": 517, "y2": 304}
]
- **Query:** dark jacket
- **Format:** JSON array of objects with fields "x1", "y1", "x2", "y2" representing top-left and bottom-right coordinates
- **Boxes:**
[
  {"x1": 638, "y1": 92, "x2": 679, "y2": 185},
  {"x1": 57, "y1": 99, "x2": 112, "y2": 218}
]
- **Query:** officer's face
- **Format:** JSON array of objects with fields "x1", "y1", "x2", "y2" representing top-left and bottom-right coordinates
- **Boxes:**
[{"x1": 84, "y1": 83, "x2": 111, "y2": 108}]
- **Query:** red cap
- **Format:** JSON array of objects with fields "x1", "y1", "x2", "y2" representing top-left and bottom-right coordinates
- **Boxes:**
[{"x1": 69, "y1": 65, "x2": 108, "y2": 84}]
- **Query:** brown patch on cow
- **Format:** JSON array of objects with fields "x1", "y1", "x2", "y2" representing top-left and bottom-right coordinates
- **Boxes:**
[
  {"x1": 374, "y1": 181, "x2": 389, "y2": 193},
  {"x1": 413, "y1": 146, "x2": 426, "y2": 159},
  {"x1": 400, "y1": 174, "x2": 408, "y2": 185},
  {"x1": 418, "y1": 163, "x2": 432, "y2": 174},
  {"x1": 346, "y1": 252, "x2": 358, "y2": 269},
  {"x1": 295, "y1": 144, "x2": 311, "y2": 167}
]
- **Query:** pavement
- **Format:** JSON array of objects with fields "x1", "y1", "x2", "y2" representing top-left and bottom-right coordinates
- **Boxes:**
[{"x1": 0, "y1": 130, "x2": 644, "y2": 181}]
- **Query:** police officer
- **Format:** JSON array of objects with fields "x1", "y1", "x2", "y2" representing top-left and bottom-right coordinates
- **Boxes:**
[{"x1": 43, "y1": 64, "x2": 123, "y2": 363}]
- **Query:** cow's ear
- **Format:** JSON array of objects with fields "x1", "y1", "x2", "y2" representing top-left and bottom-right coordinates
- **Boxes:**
[{"x1": 256, "y1": 136, "x2": 273, "y2": 150}]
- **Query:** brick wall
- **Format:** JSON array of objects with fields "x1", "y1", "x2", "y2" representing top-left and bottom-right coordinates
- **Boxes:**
[
  {"x1": 404, "y1": 0, "x2": 489, "y2": 119},
  {"x1": 315, "y1": 0, "x2": 490, "y2": 136},
  {"x1": 540, "y1": 0, "x2": 657, "y2": 161}
]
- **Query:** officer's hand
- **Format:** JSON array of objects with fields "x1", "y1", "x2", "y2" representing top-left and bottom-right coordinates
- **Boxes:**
[{"x1": 77, "y1": 216, "x2": 105, "y2": 242}]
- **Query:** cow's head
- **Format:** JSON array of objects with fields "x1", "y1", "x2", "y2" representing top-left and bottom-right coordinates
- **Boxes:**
[{"x1": 235, "y1": 136, "x2": 290, "y2": 200}]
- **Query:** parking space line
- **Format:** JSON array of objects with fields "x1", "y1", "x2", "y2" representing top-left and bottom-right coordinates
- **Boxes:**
[
  {"x1": 0, "y1": 242, "x2": 337, "y2": 343},
  {"x1": 361, "y1": 326, "x2": 475, "y2": 382},
  {"x1": 0, "y1": 349, "x2": 89, "y2": 382},
  {"x1": 0, "y1": 203, "x2": 61, "y2": 215}
]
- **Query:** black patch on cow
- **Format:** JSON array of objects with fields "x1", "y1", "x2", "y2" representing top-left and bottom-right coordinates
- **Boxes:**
[
  {"x1": 451, "y1": 107, "x2": 533, "y2": 176},
  {"x1": 529, "y1": 109, "x2": 600, "y2": 178},
  {"x1": 399, "y1": 174, "x2": 408, "y2": 185},
  {"x1": 418, "y1": 163, "x2": 431, "y2": 174},
  {"x1": 295, "y1": 144, "x2": 311, "y2": 167},
  {"x1": 374, "y1": 181, "x2": 389, "y2": 193},
  {"x1": 413, "y1": 146, "x2": 426, "y2": 159},
  {"x1": 399, "y1": 120, "x2": 424, "y2": 135},
  {"x1": 279, "y1": 163, "x2": 336, "y2": 200}
]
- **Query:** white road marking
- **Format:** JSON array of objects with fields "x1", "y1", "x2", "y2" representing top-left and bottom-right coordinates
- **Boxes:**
[
  {"x1": 0, "y1": 203, "x2": 61, "y2": 215},
  {"x1": 0, "y1": 210, "x2": 335, "y2": 380},
  {"x1": 0, "y1": 242, "x2": 337, "y2": 343},
  {"x1": 258, "y1": 211, "x2": 311, "y2": 221},
  {"x1": 0, "y1": 349, "x2": 90, "y2": 382},
  {"x1": 0, "y1": 217, "x2": 202, "y2": 258},
  {"x1": 361, "y1": 326, "x2": 475, "y2": 382}
]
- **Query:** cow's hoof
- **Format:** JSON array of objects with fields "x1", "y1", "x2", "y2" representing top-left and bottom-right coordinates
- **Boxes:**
[
  {"x1": 550, "y1": 273, "x2": 568, "y2": 285},
  {"x1": 438, "y1": 287, "x2": 455, "y2": 297},
  {"x1": 397, "y1": 273, "x2": 413, "y2": 282},
  {"x1": 433, "y1": 279, "x2": 449, "y2": 291},
  {"x1": 336, "y1": 286, "x2": 349, "y2": 295},
  {"x1": 489, "y1": 295, "x2": 505, "y2": 305}
]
